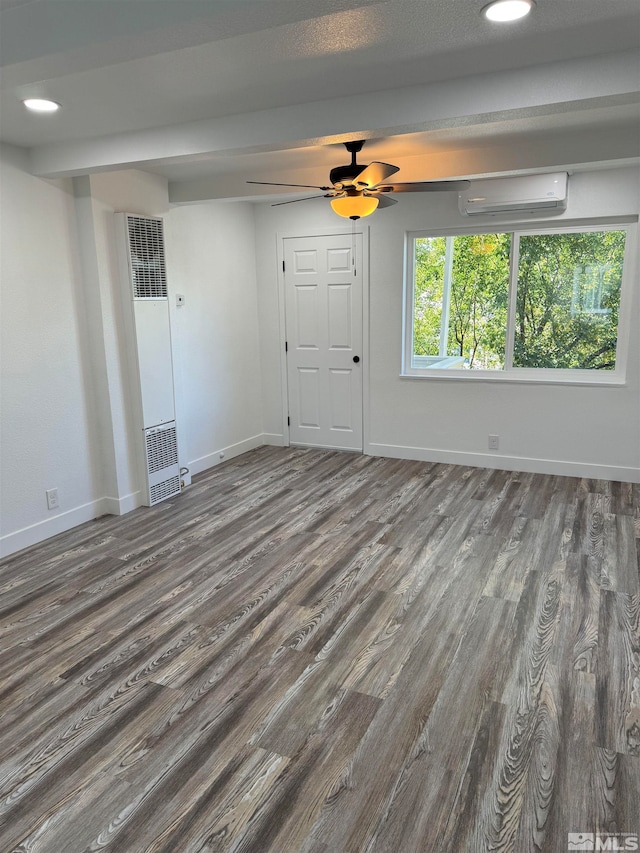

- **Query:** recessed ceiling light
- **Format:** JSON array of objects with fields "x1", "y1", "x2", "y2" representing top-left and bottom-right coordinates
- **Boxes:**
[
  {"x1": 22, "y1": 98, "x2": 61, "y2": 113},
  {"x1": 482, "y1": 0, "x2": 534, "y2": 22}
]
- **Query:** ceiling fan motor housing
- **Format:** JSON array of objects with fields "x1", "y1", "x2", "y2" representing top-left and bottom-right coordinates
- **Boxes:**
[
  {"x1": 330, "y1": 163, "x2": 366, "y2": 187},
  {"x1": 330, "y1": 140, "x2": 368, "y2": 187}
]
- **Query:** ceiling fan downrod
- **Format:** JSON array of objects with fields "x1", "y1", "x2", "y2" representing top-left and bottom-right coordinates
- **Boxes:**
[{"x1": 330, "y1": 140, "x2": 367, "y2": 189}]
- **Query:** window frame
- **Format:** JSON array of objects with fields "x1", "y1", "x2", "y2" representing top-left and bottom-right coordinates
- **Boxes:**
[{"x1": 402, "y1": 219, "x2": 637, "y2": 385}]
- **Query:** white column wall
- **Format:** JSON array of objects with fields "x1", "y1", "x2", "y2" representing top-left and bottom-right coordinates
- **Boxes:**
[{"x1": 84, "y1": 169, "x2": 171, "y2": 510}]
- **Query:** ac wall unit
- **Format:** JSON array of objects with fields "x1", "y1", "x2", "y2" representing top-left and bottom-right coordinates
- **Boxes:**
[
  {"x1": 459, "y1": 172, "x2": 568, "y2": 216},
  {"x1": 115, "y1": 213, "x2": 181, "y2": 507}
]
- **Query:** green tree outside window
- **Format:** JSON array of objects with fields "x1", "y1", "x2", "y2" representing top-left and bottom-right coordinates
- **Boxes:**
[{"x1": 412, "y1": 228, "x2": 626, "y2": 372}]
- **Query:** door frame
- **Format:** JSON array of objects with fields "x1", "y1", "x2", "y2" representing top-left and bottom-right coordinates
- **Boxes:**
[{"x1": 276, "y1": 225, "x2": 370, "y2": 453}]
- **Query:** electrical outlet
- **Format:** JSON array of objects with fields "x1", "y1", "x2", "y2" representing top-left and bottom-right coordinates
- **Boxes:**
[
  {"x1": 46, "y1": 488, "x2": 59, "y2": 510},
  {"x1": 488, "y1": 434, "x2": 500, "y2": 451}
]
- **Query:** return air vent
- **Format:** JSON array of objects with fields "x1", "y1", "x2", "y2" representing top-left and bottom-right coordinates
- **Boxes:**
[
  {"x1": 127, "y1": 215, "x2": 167, "y2": 299},
  {"x1": 144, "y1": 423, "x2": 181, "y2": 505},
  {"x1": 145, "y1": 424, "x2": 179, "y2": 475},
  {"x1": 149, "y1": 475, "x2": 181, "y2": 505}
]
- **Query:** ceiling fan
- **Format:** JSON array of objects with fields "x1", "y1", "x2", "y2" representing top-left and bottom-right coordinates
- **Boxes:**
[{"x1": 247, "y1": 140, "x2": 470, "y2": 220}]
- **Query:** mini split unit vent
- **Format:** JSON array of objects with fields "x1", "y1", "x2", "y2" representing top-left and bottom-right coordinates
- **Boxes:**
[
  {"x1": 116, "y1": 213, "x2": 181, "y2": 507},
  {"x1": 459, "y1": 172, "x2": 568, "y2": 216}
]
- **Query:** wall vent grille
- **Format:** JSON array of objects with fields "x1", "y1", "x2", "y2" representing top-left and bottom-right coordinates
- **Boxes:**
[
  {"x1": 144, "y1": 422, "x2": 180, "y2": 505},
  {"x1": 149, "y1": 475, "x2": 181, "y2": 505},
  {"x1": 145, "y1": 425, "x2": 179, "y2": 474},
  {"x1": 127, "y1": 216, "x2": 167, "y2": 299}
]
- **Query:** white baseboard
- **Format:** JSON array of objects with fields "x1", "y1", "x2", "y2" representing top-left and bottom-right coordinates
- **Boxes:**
[
  {"x1": 262, "y1": 433, "x2": 286, "y2": 446},
  {"x1": 366, "y1": 442, "x2": 640, "y2": 483},
  {"x1": 188, "y1": 433, "x2": 267, "y2": 477},
  {"x1": 102, "y1": 491, "x2": 141, "y2": 516},
  {"x1": 292, "y1": 441, "x2": 362, "y2": 453},
  {"x1": 0, "y1": 436, "x2": 274, "y2": 560},
  {"x1": 4, "y1": 437, "x2": 635, "y2": 561},
  {"x1": 0, "y1": 498, "x2": 108, "y2": 560}
]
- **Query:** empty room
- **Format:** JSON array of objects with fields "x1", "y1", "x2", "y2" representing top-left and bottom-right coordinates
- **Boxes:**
[{"x1": 1, "y1": 1, "x2": 639, "y2": 850}]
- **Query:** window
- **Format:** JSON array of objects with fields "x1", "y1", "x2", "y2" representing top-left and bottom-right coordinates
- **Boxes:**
[{"x1": 404, "y1": 224, "x2": 634, "y2": 381}]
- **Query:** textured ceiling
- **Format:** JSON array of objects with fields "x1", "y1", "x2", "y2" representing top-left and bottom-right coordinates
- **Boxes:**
[{"x1": 1, "y1": 0, "x2": 638, "y2": 200}]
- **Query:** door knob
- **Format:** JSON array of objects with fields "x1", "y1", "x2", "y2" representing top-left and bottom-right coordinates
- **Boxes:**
[{"x1": 353, "y1": 356, "x2": 360, "y2": 363}]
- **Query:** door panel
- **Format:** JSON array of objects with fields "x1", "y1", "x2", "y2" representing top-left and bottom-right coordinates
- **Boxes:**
[
  {"x1": 297, "y1": 368, "x2": 321, "y2": 428},
  {"x1": 293, "y1": 249, "x2": 318, "y2": 273},
  {"x1": 284, "y1": 234, "x2": 363, "y2": 451},
  {"x1": 295, "y1": 285, "x2": 320, "y2": 349},
  {"x1": 327, "y1": 247, "x2": 351, "y2": 272},
  {"x1": 328, "y1": 284, "x2": 352, "y2": 349},
  {"x1": 329, "y1": 368, "x2": 353, "y2": 430}
]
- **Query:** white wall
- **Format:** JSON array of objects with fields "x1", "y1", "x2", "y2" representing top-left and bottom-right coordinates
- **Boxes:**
[
  {"x1": 0, "y1": 144, "x2": 101, "y2": 556},
  {"x1": 254, "y1": 166, "x2": 640, "y2": 481},
  {"x1": 1, "y1": 163, "x2": 266, "y2": 558},
  {"x1": 165, "y1": 201, "x2": 264, "y2": 474}
]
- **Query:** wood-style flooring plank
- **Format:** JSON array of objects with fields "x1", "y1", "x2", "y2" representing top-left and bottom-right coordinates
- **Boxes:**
[
  {"x1": 1, "y1": 446, "x2": 638, "y2": 852},
  {"x1": 596, "y1": 589, "x2": 640, "y2": 755}
]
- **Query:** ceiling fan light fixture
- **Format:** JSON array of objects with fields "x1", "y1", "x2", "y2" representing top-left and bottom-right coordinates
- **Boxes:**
[
  {"x1": 253, "y1": 140, "x2": 466, "y2": 213},
  {"x1": 330, "y1": 193, "x2": 379, "y2": 220},
  {"x1": 482, "y1": 0, "x2": 534, "y2": 22}
]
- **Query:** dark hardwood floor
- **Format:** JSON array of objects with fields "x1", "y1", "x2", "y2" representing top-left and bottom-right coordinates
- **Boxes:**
[{"x1": 1, "y1": 446, "x2": 639, "y2": 852}]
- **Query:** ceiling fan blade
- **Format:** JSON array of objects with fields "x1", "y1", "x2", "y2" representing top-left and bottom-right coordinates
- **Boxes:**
[
  {"x1": 271, "y1": 195, "x2": 327, "y2": 207},
  {"x1": 379, "y1": 180, "x2": 471, "y2": 193},
  {"x1": 368, "y1": 193, "x2": 398, "y2": 209},
  {"x1": 247, "y1": 180, "x2": 331, "y2": 190},
  {"x1": 352, "y1": 162, "x2": 400, "y2": 189}
]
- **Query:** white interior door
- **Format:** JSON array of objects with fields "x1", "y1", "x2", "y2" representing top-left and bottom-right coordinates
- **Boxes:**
[{"x1": 284, "y1": 233, "x2": 363, "y2": 451}]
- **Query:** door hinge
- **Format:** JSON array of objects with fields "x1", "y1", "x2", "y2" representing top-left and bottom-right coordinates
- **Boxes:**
[
  {"x1": 287, "y1": 416, "x2": 290, "y2": 426},
  {"x1": 282, "y1": 260, "x2": 285, "y2": 272},
  {"x1": 285, "y1": 341, "x2": 288, "y2": 352}
]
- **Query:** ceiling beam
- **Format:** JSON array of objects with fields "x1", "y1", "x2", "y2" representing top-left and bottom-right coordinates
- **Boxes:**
[
  {"x1": 168, "y1": 123, "x2": 640, "y2": 203},
  {"x1": 28, "y1": 50, "x2": 640, "y2": 179}
]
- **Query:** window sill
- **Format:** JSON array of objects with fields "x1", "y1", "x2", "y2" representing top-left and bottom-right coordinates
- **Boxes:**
[{"x1": 400, "y1": 370, "x2": 626, "y2": 387}]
